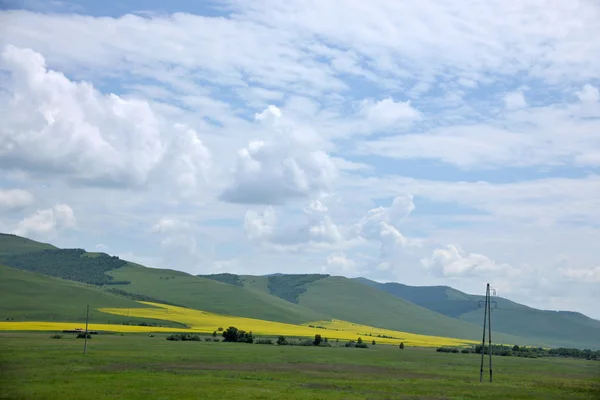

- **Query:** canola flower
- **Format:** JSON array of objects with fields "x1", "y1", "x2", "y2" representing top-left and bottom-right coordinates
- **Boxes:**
[{"x1": 0, "y1": 302, "x2": 478, "y2": 347}]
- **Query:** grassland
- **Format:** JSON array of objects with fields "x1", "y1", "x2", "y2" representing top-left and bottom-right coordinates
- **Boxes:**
[
  {"x1": 107, "y1": 263, "x2": 329, "y2": 324},
  {"x1": 295, "y1": 276, "x2": 526, "y2": 345},
  {"x1": 0, "y1": 233, "x2": 55, "y2": 256},
  {"x1": 358, "y1": 279, "x2": 600, "y2": 349},
  {"x1": 1, "y1": 332, "x2": 598, "y2": 400},
  {"x1": 0, "y1": 265, "x2": 185, "y2": 328}
]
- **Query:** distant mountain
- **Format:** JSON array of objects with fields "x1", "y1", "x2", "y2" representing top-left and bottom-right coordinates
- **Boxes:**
[
  {"x1": 354, "y1": 278, "x2": 600, "y2": 350},
  {"x1": 202, "y1": 273, "x2": 528, "y2": 344},
  {"x1": 2, "y1": 233, "x2": 598, "y2": 349}
]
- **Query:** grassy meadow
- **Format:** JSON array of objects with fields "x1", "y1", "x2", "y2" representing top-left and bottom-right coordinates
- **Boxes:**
[{"x1": 1, "y1": 331, "x2": 598, "y2": 400}]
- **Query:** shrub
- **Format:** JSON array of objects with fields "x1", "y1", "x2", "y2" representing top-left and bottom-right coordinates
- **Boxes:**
[
  {"x1": 50, "y1": 334, "x2": 62, "y2": 339},
  {"x1": 461, "y1": 348, "x2": 471, "y2": 354},
  {"x1": 217, "y1": 327, "x2": 223, "y2": 331},
  {"x1": 76, "y1": 332, "x2": 92, "y2": 339},
  {"x1": 166, "y1": 333, "x2": 201, "y2": 341},
  {"x1": 255, "y1": 339, "x2": 273, "y2": 345},
  {"x1": 345, "y1": 341, "x2": 356, "y2": 347},
  {"x1": 399, "y1": 342, "x2": 405, "y2": 350},
  {"x1": 204, "y1": 337, "x2": 212, "y2": 342},
  {"x1": 372, "y1": 340, "x2": 376, "y2": 345},
  {"x1": 212, "y1": 331, "x2": 217, "y2": 337},
  {"x1": 277, "y1": 335, "x2": 288, "y2": 346},
  {"x1": 436, "y1": 347, "x2": 459, "y2": 353},
  {"x1": 355, "y1": 342, "x2": 368, "y2": 349},
  {"x1": 212, "y1": 338, "x2": 220, "y2": 342},
  {"x1": 357, "y1": 337, "x2": 363, "y2": 344}
]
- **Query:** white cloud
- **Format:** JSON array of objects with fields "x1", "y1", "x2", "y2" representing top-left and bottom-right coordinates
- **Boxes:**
[
  {"x1": 503, "y1": 91, "x2": 527, "y2": 109},
  {"x1": 151, "y1": 217, "x2": 191, "y2": 234},
  {"x1": 560, "y1": 266, "x2": 600, "y2": 284},
  {"x1": 0, "y1": 188, "x2": 33, "y2": 211},
  {"x1": 220, "y1": 105, "x2": 337, "y2": 205},
  {"x1": 322, "y1": 252, "x2": 357, "y2": 275},
  {"x1": 421, "y1": 244, "x2": 518, "y2": 278},
  {"x1": 0, "y1": 3, "x2": 599, "y2": 319},
  {"x1": 0, "y1": 45, "x2": 210, "y2": 191},
  {"x1": 358, "y1": 97, "x2": 420, "y2": 130},
  {"x1": 14, "y1": 203, "x2": 76, "y2": 237},
  {"x1": 357, "y1": 96, "x2": 600, "y2": 168},
  {"x1": 577, "y1": 84, "x2": 599, "y2": 103}
]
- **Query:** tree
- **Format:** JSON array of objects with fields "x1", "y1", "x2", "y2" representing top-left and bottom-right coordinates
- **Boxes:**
[
  {"x1": 314, "y1": 334, "x2": 323, "y2": 346},
  {"x1": 212, "y1": 331, "x2": 217, "y2": 338},
  {"x1": 277, "y1": 335, "x2": 288, "y2": 345},
  {"x1": 372, "y1": 340, "x2": 376, "y2": 345},
  {"x1": 222, "y1": 326, "x2": 239, "y2": 342},
  {"x1": 512, "y1": 345, "x2": 520, "y2": 352},
  {"x1": 357, "y1": 337, "x2": 363, "y2": 344},
  {"x1": 399, "y1": 342, "x2": 405, "y2": 349}
]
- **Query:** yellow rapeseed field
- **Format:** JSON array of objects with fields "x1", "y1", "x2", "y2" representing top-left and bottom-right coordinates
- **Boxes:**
[{"x1": 0, "y1": 302, "x2": 477, "y2": 347}]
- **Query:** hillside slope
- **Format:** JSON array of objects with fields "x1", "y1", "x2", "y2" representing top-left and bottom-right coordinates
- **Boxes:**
[
  {"x1": 203, "y1": 273, "x2": 529, "y2": 344},
  {"x1": 356, "y1": 278, "x2": 600, "y2": 349},
  {"x1": 0, "y1": 233, "x2": 56, "y2": 256},
  {"x1": 0, "y1": 264, "x2": 185, "y2": 327},
  {"x1": 108, "y1": 264, "x2": 329, "y2": 324}
]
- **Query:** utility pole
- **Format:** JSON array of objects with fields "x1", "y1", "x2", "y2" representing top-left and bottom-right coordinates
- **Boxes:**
[
  {"x1": 478, "y1": 284, "x2": 496, "y2": 382},
  {"x1": 83, "y1": 304, "x2": 89, "y2": 355}
]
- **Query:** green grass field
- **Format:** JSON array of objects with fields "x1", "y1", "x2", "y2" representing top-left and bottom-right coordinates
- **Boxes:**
[
  {"x1": 108, "y1": 263, "x2": 329, "y2": 324},
  {"x1": 1, "y1": 332, "x2": 598, "y2": 400},
  {"x1": 0, "y1": 265, "x2": 185, "y2": 328}
]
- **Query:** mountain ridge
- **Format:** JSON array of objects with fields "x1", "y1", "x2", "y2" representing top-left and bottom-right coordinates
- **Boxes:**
[{"x1": 2, "y1": 233, "x2": 598, "y2": 349}]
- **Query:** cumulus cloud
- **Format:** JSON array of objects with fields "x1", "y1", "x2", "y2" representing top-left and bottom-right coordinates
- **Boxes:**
[
  {"x1": 244, "y1": 194, "x2": 419, "y2": 256},
  {"x1": 220, "y1": 105, "x2": 337, "y2": 205},
  {"x1": 358, "y1": 97, "x2": 420, "y2": 131},
  {"x1": 421, "y1": 244, "x2": 517, "y2": 278},
  {"x1": 243, "y1": 204, "x2": 344, "y2": 250},
  {"x1": 0, "y1": 188, "x2": 33, "y2": 211},
  {"x1": 0, "y1": 45, "x2": 210, "y2": 191},
  {"x1": 14, "y1": 204, "x2": 76, "y2": 237},
  {"x1": 503, "y1": 91, "x2": 527, "y2": 109},
  {"x1": 577, "y1": 84, "x2": 599, "y2": 103},
  {"x1": 322, "y1": 252, "x2": 357, "y2": 275}
]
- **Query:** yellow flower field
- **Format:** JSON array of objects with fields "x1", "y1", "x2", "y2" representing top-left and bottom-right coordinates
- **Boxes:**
[{"x1": 0, "y1": 302, "x2": 478, "y2": 347}]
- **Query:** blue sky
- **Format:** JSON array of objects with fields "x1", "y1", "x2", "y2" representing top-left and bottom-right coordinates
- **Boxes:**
[{"x1": 0, "y1": 0, "x2": 599, "y2": 318}]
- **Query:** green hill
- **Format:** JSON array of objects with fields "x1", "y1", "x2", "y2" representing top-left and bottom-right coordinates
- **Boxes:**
[
  {"x1": 106, "y1": 263, "x2": 329, "y2": 324},
  {"x1": 355, "y1": 278, "x2": 600, "y2": 349},
  {"x1": 3, "y1": 233, "x2": 598, "y2": 349},
  {"x1": 0, "y1": 233, "x2": 56, "y2": 256},
  {"x1": 0, "y1": 264, "x2": 185, "y2": 327},
  {"x1": 200, "y1": 273, "x2": 528, "y2": 344}
]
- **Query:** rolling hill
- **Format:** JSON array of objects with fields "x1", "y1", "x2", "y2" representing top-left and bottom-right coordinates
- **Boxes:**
[
  {"x1": 0, "y1": 264, "x2": 185, "y2": 327},
  {"x1": 354, "y1": 278, "x2": 600, "y2": 349},
  {"x1": 3, "y1": 233, "x2": 599, "y2": 349},
  {"x1": 0, "y1": 234, "x2": 328, "y2": 325},
  {"x1": 201, "y1": 273, "x2": 529, "y2": 345}
]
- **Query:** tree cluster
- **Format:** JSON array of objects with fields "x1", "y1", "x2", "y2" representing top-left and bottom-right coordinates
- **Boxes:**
[
  {"x1": 222, "y1": 326, "x2": 254, "y2": 343},
  {"x1": 3, "y1": 249, "x2": 128, "y2": 285}
]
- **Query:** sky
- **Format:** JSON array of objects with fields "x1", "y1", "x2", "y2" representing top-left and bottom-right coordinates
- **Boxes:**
[{"x1": 0, "y1": 0, "x2": 599, "y2": 318}]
